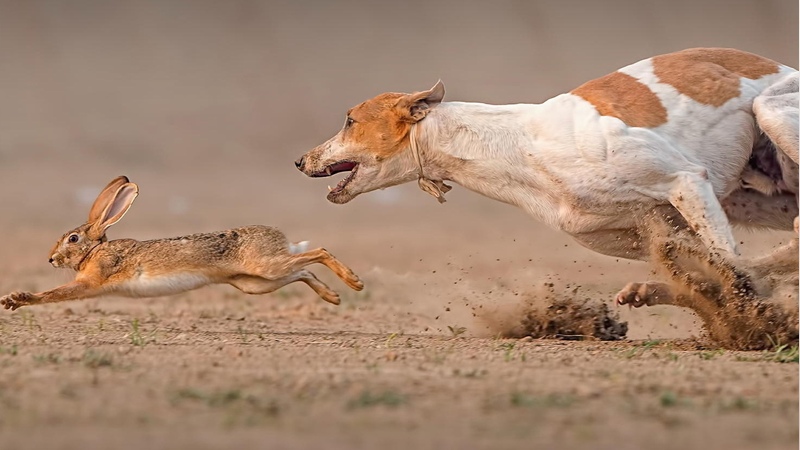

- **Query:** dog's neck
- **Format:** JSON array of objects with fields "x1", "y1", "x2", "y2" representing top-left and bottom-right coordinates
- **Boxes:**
[
  {"x1": 411, "y1": 102, "x2": 561, "y2": 223},
  {"x1": 415, "y1": 102, "x2": 531, "y2": 167}
]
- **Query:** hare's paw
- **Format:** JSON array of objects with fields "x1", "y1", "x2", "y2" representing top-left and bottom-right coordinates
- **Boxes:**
[
  {"x1": 318, "y1": 289, "x2": 341, "y2": 306},
  {"x1": 615, "y1": 282, "x2": 673, "y2": 308},
  {"x1": 339, "y1": 266, "x2": 364, "y2": 291},
  {"x1": 335, "y1": 264, "x2": 363, "y2": 291},
  {"x1": 347, "y1": 275, "x2": 364, "y2": 291},
  {"x1": 1, "y1": 292, "x2": 38, "y2": 311}
]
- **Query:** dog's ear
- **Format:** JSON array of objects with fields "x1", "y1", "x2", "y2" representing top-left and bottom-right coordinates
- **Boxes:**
[{"x1": 397, "y1": 80, "x2": 445, "y2": 122}]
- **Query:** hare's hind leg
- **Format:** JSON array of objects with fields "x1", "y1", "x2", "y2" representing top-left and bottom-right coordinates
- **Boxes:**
[
  {"x1": 295, "y1": 270, "x2": 341, "y2": 305},
  {"x1": 280, "y1": 248, "x2": 364, "y2": 291},
  {"x1": 228, "y1": 271, "x2": 341, "y2": 305}
]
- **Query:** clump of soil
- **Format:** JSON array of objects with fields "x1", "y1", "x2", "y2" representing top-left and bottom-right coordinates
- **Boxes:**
[
  {"x1": 486, "y1": 283, "x2": 628, "y2": 341},
  {"x1": 665, "y1": 282, "x2": 799, "y2": 351},
  {"x1": 715, "y1": 295, "x2": 799, "y2": 350},
  {"x1": 649, "y1": 230, "x2": 799, "y2": 351},
  {"x1": 520, "y1": 295, "x2": 628, "y2": 341}
]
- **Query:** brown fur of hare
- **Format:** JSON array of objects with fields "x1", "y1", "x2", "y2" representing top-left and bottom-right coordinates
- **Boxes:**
[{"x1": 1, "y1": 176, "x2": 363, "y2": 311}]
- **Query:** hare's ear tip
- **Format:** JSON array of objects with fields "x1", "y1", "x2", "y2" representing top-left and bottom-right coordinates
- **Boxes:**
[{"x1": 108, "y1": 175, "x2": 130, "y2": 184}]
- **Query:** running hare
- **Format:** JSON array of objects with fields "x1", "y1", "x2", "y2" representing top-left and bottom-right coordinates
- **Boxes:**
[{"x1": 0, "y1": 176, "x2": 363, "y2": 310}]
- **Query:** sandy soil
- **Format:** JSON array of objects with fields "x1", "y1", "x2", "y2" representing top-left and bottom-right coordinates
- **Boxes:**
[{"x1": 0, "y1": 291, "x2": 797, "y2": 450}]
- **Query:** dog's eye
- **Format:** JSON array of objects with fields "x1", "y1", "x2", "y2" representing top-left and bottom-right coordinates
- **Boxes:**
[
  {"x1": 345, "y1": 117, "x2": 354, "y2": 128},
  {"x1": 68, "y1": 234, "x2": 79, "y2": 243}
]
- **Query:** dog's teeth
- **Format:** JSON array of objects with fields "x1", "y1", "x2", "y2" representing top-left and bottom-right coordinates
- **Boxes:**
[
  {"x1": 328, "y1": 185, "x2": 332, "y2": 191},
  {"x1": 325, "y1": 167, "x2": 332, "y2": 175}
]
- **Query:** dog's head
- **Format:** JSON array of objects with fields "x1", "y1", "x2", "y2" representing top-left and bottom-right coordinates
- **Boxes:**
[{"x1": 296, "y1": 81, "x2": 445, "y2": 204}]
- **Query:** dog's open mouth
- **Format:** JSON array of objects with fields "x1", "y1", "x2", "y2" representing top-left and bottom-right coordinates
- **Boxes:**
[{"x1": 311, "y1": 161, "x2": 359, "y2": 195}]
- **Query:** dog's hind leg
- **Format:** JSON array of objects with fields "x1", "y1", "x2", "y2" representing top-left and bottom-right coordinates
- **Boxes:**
[
  {"x1": 742, "y1": 238, "x2": 799, "y2": 279},
  {"x1": 722, "y1": 190, "x2": 797, "y2": 231},
  {"x1": 754, "y1": 72, "x2": 799, "y2": 164},
  {"x1": 754, "y1": 72, "x2": 800, "y2": 234}
]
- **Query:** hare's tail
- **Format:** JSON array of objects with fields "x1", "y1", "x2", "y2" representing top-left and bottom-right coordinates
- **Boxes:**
[{"x1": 289, "y1": 241, "x2": 310, "y2": 254}]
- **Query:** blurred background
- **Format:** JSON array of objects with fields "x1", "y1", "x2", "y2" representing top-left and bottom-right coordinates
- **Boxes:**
[{"x1": 0, "y1": 0, "x2": 797, "y2": 338}]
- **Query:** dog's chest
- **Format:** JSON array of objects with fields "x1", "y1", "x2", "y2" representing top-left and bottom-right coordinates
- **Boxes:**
[{"x1": 117, "y1": 272, "x2": 211, "y2": 297}]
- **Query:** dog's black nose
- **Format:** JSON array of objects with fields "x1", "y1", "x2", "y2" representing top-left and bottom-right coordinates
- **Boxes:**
[
  {"x1": 48, "y1": 258, "x2": 54, "y2": 263},
  {"x1": 294, "y1": 156, "x2": 305, "y2": 170}
]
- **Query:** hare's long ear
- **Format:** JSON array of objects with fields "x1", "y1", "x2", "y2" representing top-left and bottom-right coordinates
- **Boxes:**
[
  {"x1": 88, "y1": 183, "x2": 138, "y2": 238},
  {"x1": 88, "y1": 176, "x2": 130, "y2": 223}
]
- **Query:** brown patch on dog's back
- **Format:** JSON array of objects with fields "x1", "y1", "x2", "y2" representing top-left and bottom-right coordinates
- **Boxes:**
[
  {"x1": 571, "y1": 72, "x2": 668, "y2": 128},
  {"x1": 653, "y1": 48, "x2": 780, "y2": 107}
]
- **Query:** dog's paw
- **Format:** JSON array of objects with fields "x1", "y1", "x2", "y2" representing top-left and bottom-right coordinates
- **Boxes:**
[
  {"x1": 0, "y1": 292, "x2": 37, "y2": 311},
  {"x1": 615, "y1": 282, "x2": 673, "y2": 308}
]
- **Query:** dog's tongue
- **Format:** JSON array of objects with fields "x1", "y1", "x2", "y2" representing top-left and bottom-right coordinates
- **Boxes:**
[{"x1": 329, "y1": 161, "x2": 356, "y2": 173}]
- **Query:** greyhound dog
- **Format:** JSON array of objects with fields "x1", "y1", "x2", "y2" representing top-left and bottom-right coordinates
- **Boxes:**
[{"x1": 296, "y1": 48, "x2": 798, "y2": 313}]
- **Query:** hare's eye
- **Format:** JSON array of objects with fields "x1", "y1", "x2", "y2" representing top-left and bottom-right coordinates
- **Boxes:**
[{"x1": 68, "y1": 234, "x2": 79, "y2": 243}]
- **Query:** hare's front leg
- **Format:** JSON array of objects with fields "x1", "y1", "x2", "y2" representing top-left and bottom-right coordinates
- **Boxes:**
[{"x1": 1, "y1": 281, "x2": 99, "y2": 311}]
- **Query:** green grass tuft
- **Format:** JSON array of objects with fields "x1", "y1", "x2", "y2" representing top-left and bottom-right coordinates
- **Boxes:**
[{"x1": 347, "y1": 390, "x2": 406, "y2": 409}]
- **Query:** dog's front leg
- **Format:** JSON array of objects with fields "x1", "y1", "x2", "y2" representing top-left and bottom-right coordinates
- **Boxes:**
[{"x1": 667, "y1": 171, "x2": 739, "y2": 256}]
